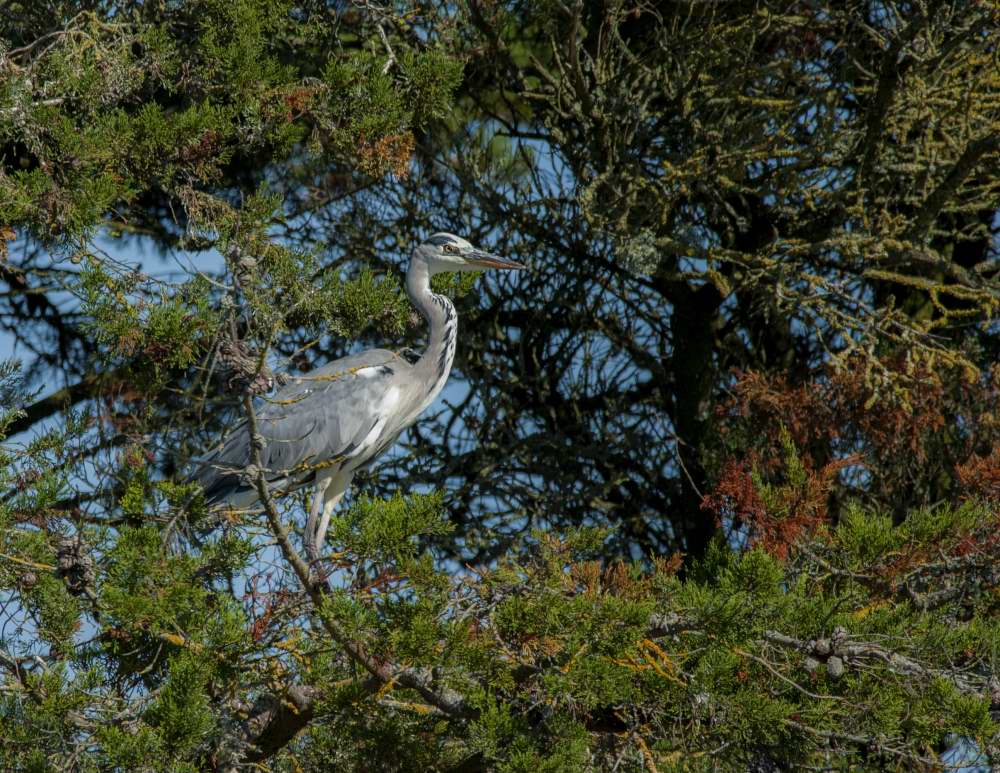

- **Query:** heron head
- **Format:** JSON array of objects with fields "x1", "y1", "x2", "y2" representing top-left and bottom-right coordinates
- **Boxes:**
[{"x1": 417, "y1": 232, "x2": 526, "y2": 274}]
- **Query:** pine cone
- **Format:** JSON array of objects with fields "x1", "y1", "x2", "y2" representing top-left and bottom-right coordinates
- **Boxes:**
[
  {"x1": 56, "y1": 535, "x2": 94, "y2": 597},
  {"x1": 218, "y1": 339, "x2": 274, "y2": 396}
]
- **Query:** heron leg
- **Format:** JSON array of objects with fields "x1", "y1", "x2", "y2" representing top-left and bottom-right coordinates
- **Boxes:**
[
  {"x1": 313, "y1": 469, "x2": 354, "y2": 563},
  {"x1": 304, "y1": 474, "x2": 333, "y2": 564}
]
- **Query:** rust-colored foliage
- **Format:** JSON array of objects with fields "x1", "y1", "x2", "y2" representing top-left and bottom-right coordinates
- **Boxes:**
[
  {"x1": 859, "y1": 513, "x2": 1000, "y2": 602},
  {"x1": 701, "y1": 458, "x2": 767, "y2": 531},
  {"x1": 702, "y1": 452, "x2": 852, "y2": 560},
  {"x1": 717, "y1": 353, "x2": 1000, "y2": 519},
  {"x1": 0, "y1": 226, "x2": 14, "y2": 260},
  {"x1": 357, "y1": 132, "x2": 415, "y2": 178},
  {"x1": 956, "y1": 447, "x2": 1000, "y2": 503},
  {"x1": 826, "y1": 354, "x2": 947, "y2": 465},
  {"x1": 724, "y1": 372, "x2": 836, "y2": 452},
  {"x1": 177, "y1": 129, "x2": 220, "y2": 165},
  {"x1": 245, "y1": 573, "x2": 295, "y2": 645},
  {"x1": 567, "y1": 553, "x2": 681, "y2": 598},
  {"x1": 725, "y1": 355, "x2": 951, "y2": 463},
  {"x1": 281, "y1": 86, "x2": 318, "y2": 122}
]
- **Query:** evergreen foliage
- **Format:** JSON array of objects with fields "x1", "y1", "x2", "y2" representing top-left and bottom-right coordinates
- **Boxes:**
[{"x1": 0, "y1": 1, "x2": 999, "y2": 771}]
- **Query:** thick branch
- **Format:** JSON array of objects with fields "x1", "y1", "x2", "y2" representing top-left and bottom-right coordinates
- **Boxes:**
[
  {"x1": 858, "y1": 2, "x2": 943, "y2": 184},
  {"x1": 240, "y1": 685, "x2": 321, "y2": 763},
  {"x1": 905, "y1": 134, "x2": 1000, "y2": 242},
  {"x1": 4, "y1": 372, "x2": 103, "y2": 438},
  {"x1": 762, "y1": 628, "x2": 992, "y2": 702}
]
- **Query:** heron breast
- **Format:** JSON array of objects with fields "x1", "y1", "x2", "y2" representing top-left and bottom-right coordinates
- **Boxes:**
[{"x1": 345, "y1": 385, "x2": 402, "y2": 466}]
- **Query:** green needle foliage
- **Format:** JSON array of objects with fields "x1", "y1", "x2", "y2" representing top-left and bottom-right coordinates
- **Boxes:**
[{"x1": 1, "y1": 1, "x2": 999, "y2": 771}]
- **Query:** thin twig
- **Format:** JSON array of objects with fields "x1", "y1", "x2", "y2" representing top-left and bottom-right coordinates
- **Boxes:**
[{"x1": 377, "y1": 24, "x2": 396, "y2": 74}]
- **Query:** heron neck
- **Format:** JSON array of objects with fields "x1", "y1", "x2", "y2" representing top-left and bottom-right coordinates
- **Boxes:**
[{"x1": 405, "y1": 258, "x2": 458, "y2": 410}]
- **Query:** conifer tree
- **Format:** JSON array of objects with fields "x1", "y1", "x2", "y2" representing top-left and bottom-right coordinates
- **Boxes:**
[{"x1": 0, "y1": 2, "x2": 998, "y2": 771}]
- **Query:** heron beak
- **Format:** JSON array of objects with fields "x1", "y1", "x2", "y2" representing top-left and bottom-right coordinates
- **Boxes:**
[{"x1": 464, "y1": 250, "x2": 527, "y2": 270}]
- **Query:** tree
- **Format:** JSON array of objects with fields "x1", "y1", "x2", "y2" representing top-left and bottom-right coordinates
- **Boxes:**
[
  {"x1": 364, "y1": 0, "x2": 1000, "y2": 560},
  {"x1": 0, "y1": 1, "x2": 998, "y2": 771}
]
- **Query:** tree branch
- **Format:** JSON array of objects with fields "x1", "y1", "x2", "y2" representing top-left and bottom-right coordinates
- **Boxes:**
[
  {"x1": 241, "y1": 392, "x2": 475, "y2": 721},
  {"x1": 240, "y1": 684, "x2": 321, "y2": 763},
  {"x1": 762, "y1": 628, "x2": 992, "y2": 701},
  {"x1": 905, "y1": 134, "x2": 1000, "y2": 243},
  {"x1": 858, "y1": 1, "x2": 944, "y2": 184},
  {"x1": 4, "y1": 372, "x2": 104, "y2": 438}
]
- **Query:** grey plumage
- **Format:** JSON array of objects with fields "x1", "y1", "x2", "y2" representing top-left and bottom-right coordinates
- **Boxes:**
[
  {"x1": 194, "y1": 232, "x2": 525, "y2": 562},
  {"x1": 196, "y1": 348, "x2": 404, "y2": 505}
]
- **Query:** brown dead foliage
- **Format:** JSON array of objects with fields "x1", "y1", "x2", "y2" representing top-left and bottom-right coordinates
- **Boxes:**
[
  {"x1": 281, "y1": 86, "x2": 318, "y2": 123},
  {"x1": 0, "y1": 226, "x2": 14, "y2": 260},
  {"x1": 956, "y1": 447, "x2": 1000, "y2": 502},
  {"x1": 701, "y1": 453, "x2": 853, "y2": 560},
  {"x1": 827, "y1": 355, "x2": 947, "y2": 465},
  {"x1": 357, "y1": 132, "x2": 414, "y2": 178},
  {"x1": 568, "y1": 553, "x2": 681, "y2": 598},
  {"x1": 700, "y1": 458, "x2": 767, "y2": 532},
  {"x1": 724, "y1": 373, "x2": 835, "y2": 451},
  {"x1": 725, "y1": 354, "x2": 952, "y2": 465},
  {"x1": 718, "y1": 353, "x2": 1000, "y2": 515}
]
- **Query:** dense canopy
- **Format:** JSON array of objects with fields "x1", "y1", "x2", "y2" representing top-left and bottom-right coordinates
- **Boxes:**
[{"x1": 1, "y1": 1, "x2": 999, "y2": 771}]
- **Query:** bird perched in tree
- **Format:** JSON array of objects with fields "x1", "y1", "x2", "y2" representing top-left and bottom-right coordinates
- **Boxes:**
[{"x1": 195, "y1": 233, "x2": 525, "y2": 562}]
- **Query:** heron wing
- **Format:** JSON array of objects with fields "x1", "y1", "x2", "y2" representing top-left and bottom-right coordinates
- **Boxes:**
[{"x1": 195, "y1": 348, "x2": 409, "y2": 504}]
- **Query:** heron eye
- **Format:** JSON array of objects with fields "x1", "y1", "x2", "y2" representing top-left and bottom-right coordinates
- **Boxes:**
[{"x1": 443, "y1": 244, "x2": 459, "y2": 254}]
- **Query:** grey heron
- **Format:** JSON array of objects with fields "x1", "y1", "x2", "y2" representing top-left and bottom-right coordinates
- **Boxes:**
[{"x1": 195, "y1": 233, "x2": 525, "y2": 562}]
